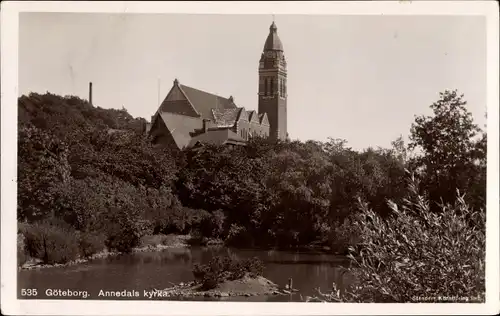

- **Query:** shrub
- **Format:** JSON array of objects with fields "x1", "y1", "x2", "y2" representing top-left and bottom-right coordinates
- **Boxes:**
[
  {"x1": 17, "y1": 234, "x2": 28, "y2": 267},
  {"x1": 225, "y1": 224, "x2": 252, "y2": 247},
  {"x1": 78, "y1": 231, "x2": 106, "y2": 258},
  {"x1": 103, "y1": 207, "x2": 141, "y2": 253},
  {"x1": 192, "y1": 255, "x2": 265, "y2": 290},
  {"x1": 199, "y1": 210, "x2": 226, "y2": 239},
  {"x1": 325, "y1": 176, "x2": 485, "y2": 303},
  {"x1": 327, "y1": 216, "x2": 362, "y2": 255},
  {"x1": 21, "y1": 219, "x2": 79, "y2": 264}
]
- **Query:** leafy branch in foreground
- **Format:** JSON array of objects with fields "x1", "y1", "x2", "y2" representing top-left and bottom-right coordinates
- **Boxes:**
[{"x1": 313, "y1": 175, "x2": 485, "y2": 303}]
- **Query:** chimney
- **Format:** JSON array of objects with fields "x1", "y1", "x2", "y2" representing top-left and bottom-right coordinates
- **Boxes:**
[
  {"x1": 89, "y1": 82, "x2": 93, "y2": 105},
  {"x1": 202, "y1": 119, "x2": 209, "y2": 133}
]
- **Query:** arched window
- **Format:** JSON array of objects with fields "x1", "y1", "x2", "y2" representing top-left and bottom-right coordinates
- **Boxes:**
[
  {"x1": 270, "y1": 78, "x2": 274, "y2": 95},
  {"x1": 264, "y1": 78, "x2": 268, "y2": 95}
]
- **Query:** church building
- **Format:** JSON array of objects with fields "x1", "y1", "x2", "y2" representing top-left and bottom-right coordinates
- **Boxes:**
[{"x1": 147, "y1": 21, "x2": 288, "y2": 150}]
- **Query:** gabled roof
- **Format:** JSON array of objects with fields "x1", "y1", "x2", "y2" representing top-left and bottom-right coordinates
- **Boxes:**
[
  {"x1": 236, "y1": 107, "x2": 249, "y2": 121},
  {"x1": 212, "y1": 108, "x2": 240, "y2": 127},
  {"x1": 159, "y1": 112, "x2": 203, "y2": 150},
  {"x1": 158, "y1": 83, "x2": 200, "y2": 118},
  {"x1": 247, "y1": 110, "x2": 260, "y2": 123},
  {"x1": 179, "y1": 84, "x2": 236, "y2": 120},
  {"x1": 187, "y1": 128, "x2": 246, "y2": 148},
  {"x1": 259, "y1": 113, "x2": 270, "y2": 126}
]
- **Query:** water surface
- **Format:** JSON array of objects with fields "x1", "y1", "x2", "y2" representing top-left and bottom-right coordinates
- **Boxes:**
[{"x1": 18, "y1": 247, "x2": 352, "y2": 302}]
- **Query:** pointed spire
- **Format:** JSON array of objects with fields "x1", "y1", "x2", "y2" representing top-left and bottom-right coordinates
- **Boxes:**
[
  {"x1": 264, "y1": 21, "x2": 283, "y2": 51},
  {"x1": 270, "y1": 21, "x2": 277, "y2": 33}
]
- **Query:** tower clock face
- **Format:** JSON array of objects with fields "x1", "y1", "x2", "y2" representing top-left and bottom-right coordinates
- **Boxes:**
[{"x1": 266, "y1": 51, "x2": 273, "y2": 58}]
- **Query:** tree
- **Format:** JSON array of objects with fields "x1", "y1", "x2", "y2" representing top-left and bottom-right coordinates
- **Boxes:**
[
  {"x1": 409, "y1": 90, "x2": 485, "y2": 211},
  {"x1": 17, "y1": 125, "x2": 71, "y2": 222}
]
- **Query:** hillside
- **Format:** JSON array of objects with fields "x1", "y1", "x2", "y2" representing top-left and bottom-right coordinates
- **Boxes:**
[{"x1": 18, "y1": 92, "x2": 147, "y2": 138}]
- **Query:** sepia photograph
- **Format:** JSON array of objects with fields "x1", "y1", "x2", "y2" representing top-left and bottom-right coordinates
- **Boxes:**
[{"x1": 1, "y1": 1, "x2": 499, "y2": 315}]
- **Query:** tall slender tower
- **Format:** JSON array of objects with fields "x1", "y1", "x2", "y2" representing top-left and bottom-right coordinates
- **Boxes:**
[{"x1": 258, "y1": 21, "x2": 287, "y2": 141}]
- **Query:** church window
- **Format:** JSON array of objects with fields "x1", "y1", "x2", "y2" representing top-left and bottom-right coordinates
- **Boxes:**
[
  {"x1": 270, "y1": 78, "x2": 274, "y2": 95},
  {"x1": 264, "y1": 78, "x2": 268, "y2": 95}
]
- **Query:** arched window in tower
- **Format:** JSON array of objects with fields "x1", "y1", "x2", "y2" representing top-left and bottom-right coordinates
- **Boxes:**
[
  {"x1": 264, "y1": 78, "x2": 268, "y2": 96},
  {"x1": 270, "y1": 78, "x2": 274, "y2": 95}
]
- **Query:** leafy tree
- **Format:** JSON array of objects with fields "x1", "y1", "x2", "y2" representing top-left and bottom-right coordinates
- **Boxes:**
[
  {"x1": 409, "y1": 90, "x2": 486, "y2": 211},
  {"x1": 17, "y1": 125, "x2": 71, "y2": 222}
]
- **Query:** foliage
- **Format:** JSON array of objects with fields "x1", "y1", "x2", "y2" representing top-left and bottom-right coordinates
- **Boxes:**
[
  {"x1": 409, "y1": 90, "x2": 486, "y2": 212},
  {"x1": 17, "y1": 90, "x2": 486, "y2": 303},
  {"x1": 78, "y1": 231, "x2": 106, "y2": 258},
  {"x1": 102, "y1": 206, "x2": 142, "y2": 253},
  {"x1": 177, "y1": 137, "x2": 407, "y2": 248},
  {"x1": 327, "y1": 215, "x2": 362, "y2": 255},
  {"x1": 18, "y1": 92, "x2": 146, "y2": 140},
  {"x1": 320, "y1": 175, "x2": 485, "y2": 303},
  {"x1": 199, "y1": 210, "x2": 226, "y2": 239},
  {"x1": 20, "y1": 218, "x2": 80, "y2": 264},
  {"x1": 192, "y1": 255, "x2": 265, "y2": 290},
  {"x1": 17, "y1": 125, "x2": 71, "y2": 222},
  {"x1": 18, "y1": 234, "x2": 28, "y2": 267}
]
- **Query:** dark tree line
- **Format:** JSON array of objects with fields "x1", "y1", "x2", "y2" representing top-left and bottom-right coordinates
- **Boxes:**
[{"x1": 17, "y1": 90, "x2": 486, "y2": 270}]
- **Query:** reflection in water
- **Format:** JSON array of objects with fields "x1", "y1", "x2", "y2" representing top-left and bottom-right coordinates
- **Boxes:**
[{"x1": 18, "y1": 247, "x2": 352, "y2": 302}]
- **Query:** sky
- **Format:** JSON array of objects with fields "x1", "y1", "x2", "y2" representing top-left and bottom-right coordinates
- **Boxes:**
[{"x1": 18, "y1": 13, "x2": 486, "y2": 150}]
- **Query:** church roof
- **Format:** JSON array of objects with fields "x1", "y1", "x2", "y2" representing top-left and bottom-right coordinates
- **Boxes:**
[
  {"x1": 159, "y1": 112, "x2": 203, "y2": 149},
  {"x1": 259, "y1": 113, "x2": 270, "y2": 126},
  {"x1": 179, "y1": 84, "x2": 237, "y2": 120},
  {"x1": 187, "y1": 128, "x2": 246, "y2": 148},
  {"x1": 264, "y1": 21, "x2": 283, "y2": 51},
  {"x1": 247, "y1": 110, "x2": 260, "y2": 123},
  {"x1": 212, "y1": 108, "x2": 241, "y2": 127}
]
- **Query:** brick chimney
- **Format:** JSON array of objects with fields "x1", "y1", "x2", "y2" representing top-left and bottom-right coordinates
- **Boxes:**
[
  {"x1": 202, "y1": 119, "x2": 209, "y2": 133},
  {"x1": 89, "y1": 82, "x2": 93, "y2": 105}
]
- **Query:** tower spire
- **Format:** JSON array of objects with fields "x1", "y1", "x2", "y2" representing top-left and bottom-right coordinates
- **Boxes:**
[{"x1": 258, "y1": 20, "x2": 287, "y2": 141}]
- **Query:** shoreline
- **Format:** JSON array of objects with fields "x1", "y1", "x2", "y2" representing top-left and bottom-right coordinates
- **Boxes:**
[
  {"x1": 19, "y1": 234, "x2": 341, "y2": 271},
  {"x1": 157, "y1": 274, "x2": 291, "y2": 299},
  {"x1": 19, "y1": 234, "x2": 191, "y2": 271}
]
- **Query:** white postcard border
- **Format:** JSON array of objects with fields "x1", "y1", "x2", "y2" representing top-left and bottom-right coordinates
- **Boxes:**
[{"x1": 1, "y1": 1, "x2": 498, "y2": 315}]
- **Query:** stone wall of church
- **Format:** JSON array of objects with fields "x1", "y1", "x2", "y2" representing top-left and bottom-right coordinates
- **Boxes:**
[
  {"x1": 249, "y1": 121, "x2": 270, "y2": 138},
  {"x1": 234, "y1": 119, "x2": 270, "y2": 141}
]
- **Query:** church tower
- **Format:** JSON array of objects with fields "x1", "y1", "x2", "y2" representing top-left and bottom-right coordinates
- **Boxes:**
[{"x1": 258, "y1": 21, "x2": 287, "y2": 141}]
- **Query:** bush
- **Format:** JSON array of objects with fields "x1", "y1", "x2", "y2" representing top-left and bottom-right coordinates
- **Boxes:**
[
  {"x1": 18, "y1": 234, "x2": 28, "y2": 267},
  {"x1": 21, "y1": 219, "x2": 79, "y2": 264},
  {"x1": 225, "y1": 224, "x2": 252, "y2": 247},
  {"x1": 328, "y1": 176, "x2": 485, "y2": 303},
  {"x1": 199, "y1": 210, "x2": 225, "y2": 239},
  {"x1": 78, "y1": 231, "x2": 106, "y2": 258},
  {"x1": 103, "y1": 207, "x2": 141, "y2": 253},
  {"x1": 192, "y1": 255, "x2": 265, "y2": 290},
  {"x1": 327, "y1": 216, "x2": 362, "y2": 255}
]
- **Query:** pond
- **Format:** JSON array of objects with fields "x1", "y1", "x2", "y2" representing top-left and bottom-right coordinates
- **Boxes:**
[{"x1": 18, "y1": 246, "x2": 353, "y2": 302}]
